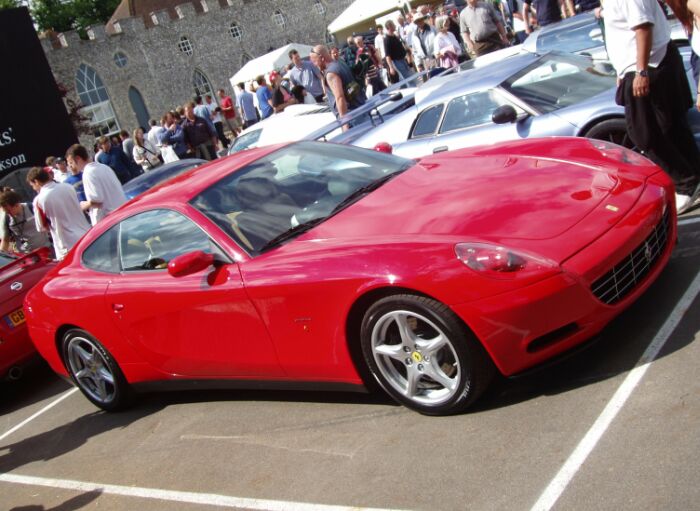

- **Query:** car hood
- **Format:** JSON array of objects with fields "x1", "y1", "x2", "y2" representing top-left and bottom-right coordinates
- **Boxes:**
[{"x1": 310, "y1": 138, "x2": 657, "y2": 262}]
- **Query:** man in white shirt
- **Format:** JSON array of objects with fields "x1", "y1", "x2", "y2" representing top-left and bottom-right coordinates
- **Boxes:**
[
  {"x1": 27, "y1": 166, "x2": 90, "y2": 260},
  {"x1": 604, "y1": 0, "x2": 700, "y2": 214},
  {"x1": 66, "y1": 144, "x2": 127, "y2": 226}
]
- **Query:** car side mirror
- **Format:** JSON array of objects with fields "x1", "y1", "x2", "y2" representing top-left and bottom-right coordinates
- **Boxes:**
[
  {"x1": 492, "y1": 105, "x2": 518, "y2": 124},
  {"x1": 168, "y1": 250, "x2": 215, "y2": 277}
]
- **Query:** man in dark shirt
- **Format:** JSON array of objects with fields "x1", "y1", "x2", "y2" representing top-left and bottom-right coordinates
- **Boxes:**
[
  {"x1": 182, "y1": 101, "x2": 217, "y2": 161},
  {"x1": 384, "y1": 19, "x2": 413, "y2": 83},
  {"x1": 523, "y1": 0, "x2": 574, "y2": 33}
]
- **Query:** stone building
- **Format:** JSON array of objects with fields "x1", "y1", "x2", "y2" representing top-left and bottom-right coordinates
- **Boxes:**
[{"x1": 41, "y1": 0, "x2": 352, "y2": 143}]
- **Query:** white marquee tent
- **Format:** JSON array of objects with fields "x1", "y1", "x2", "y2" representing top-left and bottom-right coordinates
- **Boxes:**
[{"x1": 229, "y1": 43, "x2": 314, "y2": 87}]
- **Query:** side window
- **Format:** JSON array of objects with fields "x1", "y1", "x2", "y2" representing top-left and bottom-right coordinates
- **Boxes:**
[
  {"x1": 411, "y1": 104, "x2": 444, "y2": 138},
  {"x1": 440, "y1": 91, "x2": 521, "y2": 134},
  {"x1": 118, "y1": 209, "x2": 217, "y2": 271},
  {"x1": 82, "y1": 225, "x2": 119, "y2": 273}
]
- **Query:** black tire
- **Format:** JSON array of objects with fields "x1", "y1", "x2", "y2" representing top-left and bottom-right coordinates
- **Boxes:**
[
  {"x1": 360, "y1": 294, "x2": 495, "y2": 416},
  {"x1": 61, "y1": 329, "x2": 133, "y2": 412},
  {"x1": 584, "y1": 118, "x2": 635, "y2": 149}
]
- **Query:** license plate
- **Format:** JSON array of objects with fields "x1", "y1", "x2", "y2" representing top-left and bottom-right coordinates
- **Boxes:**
[{"x1": 4, "y1": 308, "x2": 25, "y2": 329}]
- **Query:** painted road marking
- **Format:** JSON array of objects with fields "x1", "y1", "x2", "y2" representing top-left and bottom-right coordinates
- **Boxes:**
[
  {"x1": 0, "y1": 472, "x2": 408, "y2": 511},
  {"x1": 531, "y1": 267, "x2": 700, "y2": 511},
  {"x1": 0, "y1": 387, "x2": 78, "y2": 442}
]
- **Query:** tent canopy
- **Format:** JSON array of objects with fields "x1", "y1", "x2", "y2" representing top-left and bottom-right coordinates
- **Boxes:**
[
  {"x1": 230, "y1": 43, "x2": 314, "y2": 85},
  {"x1": 328, "y1": 0, "x2": 404, "y2": 34}
]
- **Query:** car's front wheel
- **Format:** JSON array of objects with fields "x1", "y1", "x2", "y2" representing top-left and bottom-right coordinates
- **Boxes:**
[
  {"x1": 360, "y1": 294, "x2": 494, "y2": 415},
  {"x1": 62, "y1": 329, "x2": 133, "y2": 412},
  {"x1": 584, "y1": 118, "x2": 635, "y2": 149}
]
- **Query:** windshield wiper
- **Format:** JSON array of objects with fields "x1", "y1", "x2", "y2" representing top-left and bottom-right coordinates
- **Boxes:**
[
  {"x1": 259, "y1": 217, "x2": 326, "y2": 252},
  {"x1": 328, "y1": 171, "x2": 406, "y2": 217}
]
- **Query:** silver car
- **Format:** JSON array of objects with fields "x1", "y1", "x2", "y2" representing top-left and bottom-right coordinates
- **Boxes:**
[{"x1": 341, "y1": 51, "x2": 632, "y2": 158}]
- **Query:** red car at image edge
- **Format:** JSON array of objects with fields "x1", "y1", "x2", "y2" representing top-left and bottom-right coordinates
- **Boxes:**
[
  {"x1": 24, "y1": 139, "x2": 676, "y2": 415},
  {"x1": 0, "y1": 247, "x2": 54, "y2": 380}
]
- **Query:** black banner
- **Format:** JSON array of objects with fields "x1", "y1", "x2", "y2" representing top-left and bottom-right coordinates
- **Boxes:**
[{"x1": 0, "y1": 7, "x2": 77, "y2": 177}]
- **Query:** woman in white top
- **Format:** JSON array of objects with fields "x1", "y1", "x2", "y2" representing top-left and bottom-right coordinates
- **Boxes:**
[
  {"x1": 132, "y1": 128, "x2": 161, "y2": 172},
  {"x1": 433, "y1": 16, "x2": 462, "y2": 69}
]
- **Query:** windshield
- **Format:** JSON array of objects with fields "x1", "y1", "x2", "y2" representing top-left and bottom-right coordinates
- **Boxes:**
[
  {"x1": 229, "y1": 129, "x2": 262, "y2": 154},
  {"x1": 501, "y1": 55, "x2": 615, "y2": 114},
  {"x1": 191, "y1": 141, "x2": 412, "y2": 254},
  {"x1": 535, "y1": 16, "x2": 604, "y2": 53}
]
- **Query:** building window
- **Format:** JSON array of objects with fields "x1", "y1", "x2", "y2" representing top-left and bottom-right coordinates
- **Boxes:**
[
  {"x1": 75, "y1": 64, "x2": 120, "y2": 137},
  {"x1": 313, "y1": 0, "x2": 325, "y2": 15},
  {"x1": 325, "y1": 30, "x2": 334, "y2": 44},
  {"x1": 193, "y1": 69, "x2": 214, "y2": 101},
  {"x1": 229, "y1": 22, "x2": 242, "y2": 41},
  {"x1": 272, "y1": 10, "x2": 285, "y2": 28},
  {"x1": 178, "y1": 36, "x2": 193, "y2": 56},
  {"x1": 113, "y1": 52, "x2": 128, "y2": 68},
  {"x1": 241, "y1": 53, "x2": 252, "y2": 66}
]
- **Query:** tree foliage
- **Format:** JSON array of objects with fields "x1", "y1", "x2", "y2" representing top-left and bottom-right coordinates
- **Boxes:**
[
  {"x1": 0, "y1": 0, "x2": 20, "y2": 10},
  {"x1": 32, "y1": 0, "x2": 121, "y2": 36}
]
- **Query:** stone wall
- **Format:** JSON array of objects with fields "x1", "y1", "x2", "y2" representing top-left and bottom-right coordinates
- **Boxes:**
[{"x1": 42, "y1": 0, "x2": 353, "y2": 145}]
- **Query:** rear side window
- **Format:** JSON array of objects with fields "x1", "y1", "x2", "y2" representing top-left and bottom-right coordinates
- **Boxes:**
[
  {"x1": 440, "y1": 90, "x2": 519, "y2": 133},
  {"x1": 118, "y1": 209, "x2": 217, "y2": 271},
  {"x1": 82, "y1": 225, "x2": 119, "y2": 273},
  {"x1": 411, "y1": 104, "x2": 444, "y2": 138}
]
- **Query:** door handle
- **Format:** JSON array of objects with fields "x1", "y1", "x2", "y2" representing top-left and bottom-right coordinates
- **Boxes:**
[
  {"x1": 112, "y1": 303, "x2": 125, "y2": 312},
  {"x1": 432, "y1": 146, "x2": 448, "y2": 153}
]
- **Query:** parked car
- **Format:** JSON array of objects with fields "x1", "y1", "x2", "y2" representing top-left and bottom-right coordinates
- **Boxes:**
[
  {"x1": 338, "y1": 52, "x2": 631, "y2": 157},
  {"x1": 26, "y1": 139, "x2": 675, "y2": 415},
  {"x1": 0, "y1": 247, "x2": 54, "y2": 380},
  {"x1": 122, "y1": 159, "x2": 206, "y2": 199},
  {"x1": 231, "y1": 86, "x2": 418, "y2": 155}
]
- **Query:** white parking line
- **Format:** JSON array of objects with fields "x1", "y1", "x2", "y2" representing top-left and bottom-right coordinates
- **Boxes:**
[
  {"x1": 0, "y1": 472, "x2": 407, "y2": 511},
  {"x1": 531, "y1": 267, "x2": 700, "y2": 511},
  {"x1": 0, "y1": 387, "x2": 78, "y2": 442},
  {"x1": 678, "y1": 215, "x2": 700, "y2": 225}
]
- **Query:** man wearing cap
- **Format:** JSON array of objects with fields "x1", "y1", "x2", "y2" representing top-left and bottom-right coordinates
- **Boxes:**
[
  {"x1": 288, "y1": 49, "x2": 325, "y2": 103},
  {"x1": 410, "y1": 12, "x2": 437, "y2": 72},
  {"x1": 460, "y1": 0, "x2": 510, "y2": 57}
]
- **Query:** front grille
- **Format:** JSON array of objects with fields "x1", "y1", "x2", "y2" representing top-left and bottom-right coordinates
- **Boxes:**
[{"x1": 591, "y1": 208, "x2": 670, "y2": 305}]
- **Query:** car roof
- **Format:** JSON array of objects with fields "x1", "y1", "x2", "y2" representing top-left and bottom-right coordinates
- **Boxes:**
[{"x1": 414, "y1": 51, "x2": 541, "y2": 108}]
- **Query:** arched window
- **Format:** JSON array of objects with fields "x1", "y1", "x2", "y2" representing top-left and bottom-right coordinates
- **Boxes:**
[
  {"x1": 193, "y1": 69, "x2": 214, "y2": 102},
  {"x1": 75, "y1": 64, "x2": 120, "y2": 137},
  {"x1": 178, "y1": 36, "x2": 193, "y2": 56},
  {"x1": 113, "y1": 52, "x2": 128, "y2": 68},
  {"x1": 272, "y1": 10, "x2": 285, "y2": 28},
  {"x1": 241, "y1": 53, "x2": 252, "y2": 66},
  {"x1": 313, "y1": 0, "x2": 325, "y2": 15},
  {"x1": 229, "y1": 22, "x2": 242, "y2": 41},
  {"x1": 324, "y1": 30, "x2": 334, "y2": 44}
]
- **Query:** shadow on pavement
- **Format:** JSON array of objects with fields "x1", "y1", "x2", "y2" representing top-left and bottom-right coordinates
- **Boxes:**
[
  {"x1": 10, "y1": 490, "x2": 102, "y2": 511},
  {"x1": 0, "y1": 361, "x2": 72, "y2": 417},
  {"x1": 0, "y1": 402, "x2": 165, "y2": 474}
]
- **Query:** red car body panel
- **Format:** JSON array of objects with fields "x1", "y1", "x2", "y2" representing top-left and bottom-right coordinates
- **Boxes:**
[
  {"x1": 0, "y1": 249, "x2": 55, "y2": 377},
  {"x1": 25, "y1": 138, "x2": 676, "y2": 389}
]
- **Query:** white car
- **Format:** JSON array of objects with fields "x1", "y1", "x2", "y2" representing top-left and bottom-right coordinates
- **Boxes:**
[{"x1": 229, "y1": 87, "x2": 418, "y2": 155}]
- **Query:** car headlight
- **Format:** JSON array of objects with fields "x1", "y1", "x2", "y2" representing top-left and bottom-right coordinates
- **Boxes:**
[
  {"x1": 455, "y1": 242, "x2": 560, "y2": 280},
  {"x1": 588, "y1": 139, "x2": 651, "y2": 166}
]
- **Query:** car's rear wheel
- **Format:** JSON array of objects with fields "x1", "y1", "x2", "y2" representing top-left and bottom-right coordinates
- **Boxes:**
[
  {"x1": 360, "y1": 294, "x2": 494, "y2": 415},
  {"x1": 62, "y1": 329, "x2": 133, "y2": 412},
  {"x1": 584, "y1": 118, "x2": 635, "y2": 149}
]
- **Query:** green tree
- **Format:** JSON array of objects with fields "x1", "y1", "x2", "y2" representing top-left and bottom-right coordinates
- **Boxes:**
[
  {"x1": 32, "y1": 0, "x2": 121, "y2": 36},
  {"x1": 0, "y1": 0, "x2": 20, "y2": 10}
]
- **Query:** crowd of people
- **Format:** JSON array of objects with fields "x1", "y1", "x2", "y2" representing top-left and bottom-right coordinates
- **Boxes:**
[{"x1": 3, "y1": 0, "x2": 700, "y2": 262}]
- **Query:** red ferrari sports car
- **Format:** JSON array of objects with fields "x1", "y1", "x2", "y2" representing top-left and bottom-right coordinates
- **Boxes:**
[
  {"x1": 25, "y1": 139, "x2": 675, "y2": 415},
  {"x1": 0, "y1": 247, "x2": 54, "y2": 380}
]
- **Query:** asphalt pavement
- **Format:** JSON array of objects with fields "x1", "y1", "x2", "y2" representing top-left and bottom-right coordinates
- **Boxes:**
[{"x1": 1, "y1": 212, "x2": 699, "y2": 511}]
